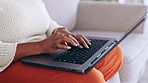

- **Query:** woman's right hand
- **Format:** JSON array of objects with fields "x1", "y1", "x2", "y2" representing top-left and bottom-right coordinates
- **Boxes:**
[{"x1": 38, "y1": 32, "x2": 79, "y2": 54}]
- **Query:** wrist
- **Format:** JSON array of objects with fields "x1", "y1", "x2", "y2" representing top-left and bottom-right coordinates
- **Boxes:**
[
  {"x1": 52, "y1": 26, "x2": 66, "y2": 34},
  {"x1": 35, "y1": 42, "x2": 45, "y2": 54}
]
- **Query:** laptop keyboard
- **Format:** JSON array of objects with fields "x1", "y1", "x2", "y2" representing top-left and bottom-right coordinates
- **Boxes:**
[{"x1": 53, "y1": 39, "x2": 108, "y2": 64}]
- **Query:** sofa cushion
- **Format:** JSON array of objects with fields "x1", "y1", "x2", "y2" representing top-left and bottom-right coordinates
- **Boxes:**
[
  {"x1": 72, "y1": 30, "x2": 148, "y2": 63},
  {"x1": 119, "y1": 45, "x2": 148, "y2": 82},
  {"x1": 119, "y1": 34, "x2": 148, "y2": 63},
  {"x1": 42, "y1": 0, "x2": 80, "y2": 31},
  {"x1": 76, "y1": 1, "x2": 147, "y2": 33}
]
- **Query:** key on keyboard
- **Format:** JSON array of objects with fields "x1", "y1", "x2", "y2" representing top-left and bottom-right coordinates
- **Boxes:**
[{"x1": 53, "y1": 39, "x2": 108, "y2": 64}]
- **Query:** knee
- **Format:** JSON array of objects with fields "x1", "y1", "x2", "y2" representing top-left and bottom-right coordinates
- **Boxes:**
[
  {"x1": 109, "y1": 46, "x2": 124, "y2": 70},
  {"x1": 114, "y1": 46, "x2": 124, "y2": 64},
  {"x1": 75, "y1": 69, "x2": 106, "y2": 83},
  {"x1": 99, "y1": 45, "x2": 124, "y2": 81}
]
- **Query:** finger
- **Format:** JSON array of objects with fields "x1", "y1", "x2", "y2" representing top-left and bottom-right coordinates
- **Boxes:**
[
  {"x1": 61, "y1": 41, "x2": 67, "y2": 46},
  {"x1": 64, "y1": 42, "x2": 68, "y2": 46},
  {"x1": 75, "y1": 35, "x2": 89, "y2": 48},
  {"x1": 57, "y1": 33, "x2": 79, "y2": 46},
  {"x1": 81, "y1": 35, "x2": 91, "y2": 45},
  {"x1": 62, "y1": 36, "x2": 78, "y2": 47},
  {"x1": 77, "y1": 45, "x2": 83, "y2": 48},
  {"x1": 56, "y1": 43, "x2": 71, "y2": 50},
  {"x1": 71, "y1": 34, "x2": 83, "y2": 48},
  {"x1": 67, "y1": 35, "x2": 80, "y2": 46}
]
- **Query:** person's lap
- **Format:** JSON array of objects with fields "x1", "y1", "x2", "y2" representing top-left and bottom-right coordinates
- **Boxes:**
[{"x1": 0, "y1": 46, "x2": 124, "y2": 83}]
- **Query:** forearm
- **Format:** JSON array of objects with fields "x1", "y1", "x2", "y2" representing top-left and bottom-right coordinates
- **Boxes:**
[{"x1": 13, "y1": 42, "x2": 43, "y2": 61}]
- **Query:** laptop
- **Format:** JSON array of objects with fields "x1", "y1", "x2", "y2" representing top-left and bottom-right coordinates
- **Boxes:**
[{"x1": 22, "y1": 12, "x2": 147, "y2": 74}]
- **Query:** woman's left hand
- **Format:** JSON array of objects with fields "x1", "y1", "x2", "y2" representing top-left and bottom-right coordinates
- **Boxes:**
[{"x1": 54, "y1": 27, "x2": 91, "y2": 48}]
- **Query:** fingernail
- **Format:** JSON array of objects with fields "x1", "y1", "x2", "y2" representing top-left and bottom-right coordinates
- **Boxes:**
[
  {"x1": 74, "y1": 43, "x2": 78, "y2": 46},
  {"x1": 86, "y1": 45, "x2": 89, "y2": 48},
  {"x1": 77, "y1": 43, "x2": 80, "y2": 46},
  {"x1": 88, "y1": 42, "x2": 91, "y2": 45},
  {"x1": 80, "y1": 46, "x2": 83, "y2": 48},
  {"x1": 67, "y1": 46, "x2": 71, "y2": 49}
]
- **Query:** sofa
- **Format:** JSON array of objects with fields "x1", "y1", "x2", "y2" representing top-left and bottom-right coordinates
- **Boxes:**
[{"x1": 42, "y1": 0, "x2": 148, "y2": 83}]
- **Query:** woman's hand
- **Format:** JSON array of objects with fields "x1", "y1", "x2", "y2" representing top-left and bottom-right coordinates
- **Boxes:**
[
  {"x1": 54, "y1": 27, "x2": 91, "y2": 48},
  {"x1": 38, "y1": 27, "x2": 91, "y2": 54},
  {"x1": 38, "y1": 32, "x2": 79, "y2": 54}
]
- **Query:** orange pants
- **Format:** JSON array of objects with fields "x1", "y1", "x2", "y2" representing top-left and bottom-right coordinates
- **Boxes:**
[{"x1": 0, "y1": 46, "x2": 124, "y2": 83}]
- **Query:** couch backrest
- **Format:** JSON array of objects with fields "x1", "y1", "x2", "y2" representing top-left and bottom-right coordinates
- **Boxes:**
[
  {"x1": 76, "y1": 1, "x2": 147, "y2": 33},
  {"x1": 42, "y1": 0, "x2": 80, "y2": 31}
]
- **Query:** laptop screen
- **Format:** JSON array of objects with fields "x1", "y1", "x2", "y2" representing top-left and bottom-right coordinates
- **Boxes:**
[{"x1": 117, "y1": 12, "x2": 148, "y2": 44}]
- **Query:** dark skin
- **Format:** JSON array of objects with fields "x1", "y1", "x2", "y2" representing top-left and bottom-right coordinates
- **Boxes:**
[{"x1": 14, "y1": 27, "x2": 91, "y2": 61}]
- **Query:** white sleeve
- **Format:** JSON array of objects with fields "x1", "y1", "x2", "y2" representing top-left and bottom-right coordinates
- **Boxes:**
[
  {"x1": 0, "y1": 41, "x2": 17, "y2": 72},
  {"x1": 46, "y1": 18, "x2": 61, "y2": 36}
]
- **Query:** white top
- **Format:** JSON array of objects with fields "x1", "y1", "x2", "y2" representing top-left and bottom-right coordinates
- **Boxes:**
[{"x1": 0, "y1": 0, "x2": 60, "y2": 72}]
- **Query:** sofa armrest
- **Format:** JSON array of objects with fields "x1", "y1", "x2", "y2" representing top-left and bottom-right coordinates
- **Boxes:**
[{"x1": 75, "y1": 1, "x2": 147, "y2": 33}]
